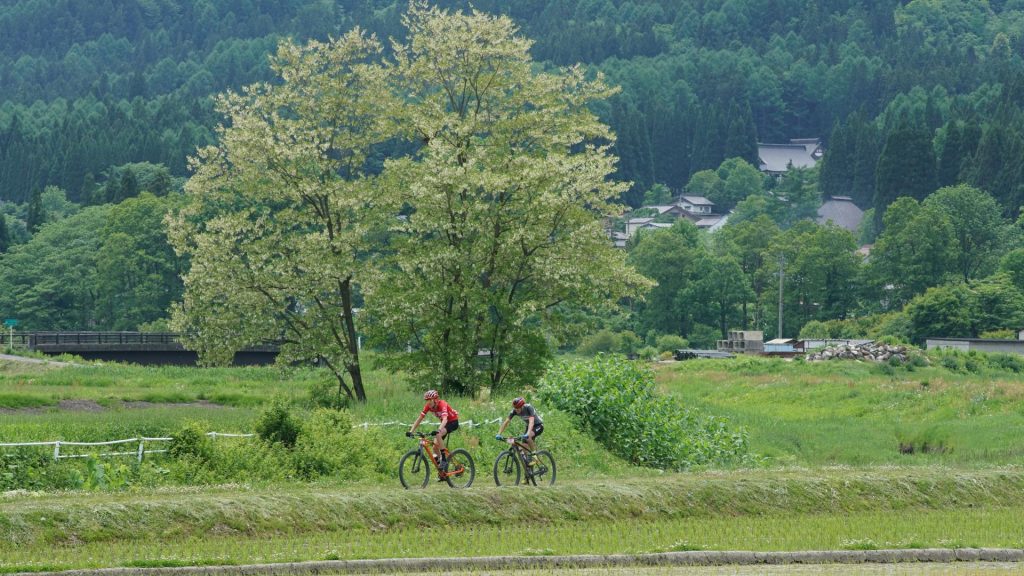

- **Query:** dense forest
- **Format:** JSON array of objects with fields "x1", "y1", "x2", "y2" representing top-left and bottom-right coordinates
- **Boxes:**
[{"x1": 4, "y1": 0, "x2": 1024, "y2": 349}]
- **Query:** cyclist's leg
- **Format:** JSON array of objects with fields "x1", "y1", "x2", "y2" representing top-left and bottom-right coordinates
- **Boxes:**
[
  {"x1": 438, "y1": 421, "x2": 459, "y2": 465},
  {"x1": 434, "y1": 427, "x2": 446, "y2": 456},
  {"x1": 526, "y1": 423, "x2": 543, "y2": 452}
]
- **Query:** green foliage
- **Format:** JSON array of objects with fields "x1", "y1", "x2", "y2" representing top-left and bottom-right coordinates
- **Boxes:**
[
  {"x1": 642, "y1": 183, "x2": 672, "y2": 206},
  {"x1": 923, "y1": 185, "x2": 1009, "y2": 282},
  {"x1": 168, "y1": 422, "x2": 212, "y2": 461},
  {"x1": 799, "y1": 320, "x2": 829, "y2": 339},
  {"x1": 655, "y1": 334, "x2": 687, "y2": 353},
  {"x1": 979, "y1": 329, "x2": 1015, "y2": 339},
  {"x1": 686, "y1": 324, "x2": 721, "y2": 349},
  {"x1": 905, "y1": 276, "x2": 1024, "y2": 344},
  {"x1": 370, "y1": 5, "x2": 651, "y2": 396},
  {"x1": 0, "y1": 450, "x2": 80, "y2": 491},
  {"x1": 538, "y1": 355, "x2": 748, "y2": 470},
  {"x1": 577, "y1": 329, "x2": 621, "y2": 356},
  {"x1": 82, "y1": 455, "x2": 132, "y2": 491},
  {"x1": 254, "y1": 400, "x2": 301, "y2": 449},
  {"x1": 308, "y1": 379, "x2": 350, "y2": 410}
]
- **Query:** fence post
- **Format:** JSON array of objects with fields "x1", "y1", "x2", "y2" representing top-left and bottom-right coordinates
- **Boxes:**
[
  {"x1": 53, "y1": 441, "x2": 60, "y2": 461},
  {"x1": 137, "y1": 439, "x2": 145, "y2": 462}
]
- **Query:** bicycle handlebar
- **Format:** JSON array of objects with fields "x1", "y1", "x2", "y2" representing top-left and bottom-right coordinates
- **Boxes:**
[
  {"x1": 495, "y1": 434, "x2": 530, "y2": 442},
  {"x1": 406, "y1": 431, "x2": 438, "y2": 438}
]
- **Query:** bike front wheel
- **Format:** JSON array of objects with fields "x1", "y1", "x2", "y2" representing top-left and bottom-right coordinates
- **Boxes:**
[
  {"x1": 493, "y1": 449, "x2": 521, "y2": 486},
  {"x1": 444, "y1": 448, "x2": 475, "y2": 489},
  {"x1": 529, "y1": 450, "x2": 556, "y2": 486},
  {"x1": 399, "y1": 449, "x2": 429, "y2": 489}
]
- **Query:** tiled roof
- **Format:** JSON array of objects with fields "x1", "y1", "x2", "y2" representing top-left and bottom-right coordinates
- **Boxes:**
[
  {"x1": 758, "y1": 143, "x2": 819, "y2": 172},
  {"x1": 816, "y1": 197, "x2": 864, "y2": 232}
]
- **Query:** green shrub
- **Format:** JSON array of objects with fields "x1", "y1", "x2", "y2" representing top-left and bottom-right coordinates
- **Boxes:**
[
  {"x1": 989, "y1": 353, "x2": 1024, "y2": 373},
  {"x1": 979, "y1": 329, "x2": 1015, "y2": 339},
  {"x1": 799, "y1": 320, "x2": 829, "y2": 339},
  {"x1": 168, "y1": 421, "x2": 212, "y2": 460},
  {"x1": 655, "y1": 334, "x2": 687, "y2": 353},
  {"x1": 255, "y1": 399, "x2": 301, "y2": 448},
  {"x1": 0, "y1": 450, "x2": 81, "y2": 491},
  {"x1": 537, "y1": 355, "x2": 748, "y2": 470},
  {"x1": 637, "y1": 346, "x2": 658, "y2": 361},
  {"x1": 577, "y1": 330, "x2": 621, "y2": 356},
  {"x1": 687, "y1": 324, "x2": 720, "y2": 349},
  {"x1": 309, "y1": 379, "x2": 350, "y2": 410},
  {"x1": 942, "y1": 355, "x2": 964, "y2": 372}
]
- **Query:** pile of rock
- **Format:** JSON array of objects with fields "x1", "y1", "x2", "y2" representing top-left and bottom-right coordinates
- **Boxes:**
[{"x1": 805, "y1": 342, "x2": 911, "y2": 363}]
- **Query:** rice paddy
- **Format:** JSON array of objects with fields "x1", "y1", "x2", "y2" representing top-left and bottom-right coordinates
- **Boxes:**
[{"x1": 4, "y1": 354, "x2": 1024, "y2": 572}]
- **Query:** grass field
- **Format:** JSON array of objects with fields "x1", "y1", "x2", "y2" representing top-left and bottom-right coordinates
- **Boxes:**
[{"x1": 3, "y1": 352, "x2": 1024, "y2": 571}]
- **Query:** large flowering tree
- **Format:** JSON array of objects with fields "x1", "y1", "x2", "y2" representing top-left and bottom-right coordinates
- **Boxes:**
[
  {"x1": 168, "y1": 31, "x2": 397, "y2": 402},
  {"x1": 366, "y1": 4, "x2": 651, "y2": 395},
  {"x1": 170, "y1": 3, "x2": 650, "y2": 401}
]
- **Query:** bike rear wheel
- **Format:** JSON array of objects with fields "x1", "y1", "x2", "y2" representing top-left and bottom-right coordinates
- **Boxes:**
[
  {"x1": 493, "y1": 449, "x2": 521, "y2": 486},
  {"x1": 529, "y1": 450, "x2": 556, "y2": 486},
  {"x1": 443, "y1": 448, "x2": 475, "y2": 489},
  {"x1": 398, "y1": 449, "x2": 429, "y2": 489}
]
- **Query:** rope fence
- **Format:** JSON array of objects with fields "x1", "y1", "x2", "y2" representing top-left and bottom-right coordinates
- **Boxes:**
[
  {"x1": 0, "y1": 418, "x2": 513, "y2": 462},
  {"x1": 0, "y1": 432, "x2": 253, "y2": 462}
]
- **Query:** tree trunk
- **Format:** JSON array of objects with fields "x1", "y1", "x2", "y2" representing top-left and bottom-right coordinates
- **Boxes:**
[{"x1": 339, "y1": 278, "x2": 366, "y2": 402}]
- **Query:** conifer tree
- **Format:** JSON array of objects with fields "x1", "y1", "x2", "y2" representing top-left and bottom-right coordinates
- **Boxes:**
[
  {"x1": 25, "y1": 187, "x2": 44, "y2": 234},
  {"x1": 874, "y1": 124, "x2": 936, "y2": 230}
]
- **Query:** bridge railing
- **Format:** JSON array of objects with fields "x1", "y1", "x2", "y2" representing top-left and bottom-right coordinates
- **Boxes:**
[
  {"x1": 0, "y1": 332, "x2": 283, "y2": 350},
  {"x1": 27, "y1": 332, "x2": 182, "y2": 346},
  {"x1": 0, "y1": 332, "x2": 182, "y2": 348}
]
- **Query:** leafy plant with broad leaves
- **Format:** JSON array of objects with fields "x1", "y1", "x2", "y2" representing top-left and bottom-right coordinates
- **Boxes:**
[{"x1": 538, "y1": 355, "x2": 748, "y2": 470}]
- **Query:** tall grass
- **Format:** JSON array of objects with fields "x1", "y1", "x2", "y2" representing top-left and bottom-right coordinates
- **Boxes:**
[{"x1": 659, "y1": 356, "x2": 1024, "y2": 466}]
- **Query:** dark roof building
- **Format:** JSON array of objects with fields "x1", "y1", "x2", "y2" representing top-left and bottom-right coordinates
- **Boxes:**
[{"x1": 816, "y1": 196, "x2": 864, "y2": 232}]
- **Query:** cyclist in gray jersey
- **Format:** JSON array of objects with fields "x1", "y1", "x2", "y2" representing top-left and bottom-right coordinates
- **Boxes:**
[{"x1": 496, "y1": 397, "x2": 544, "y2": 456}]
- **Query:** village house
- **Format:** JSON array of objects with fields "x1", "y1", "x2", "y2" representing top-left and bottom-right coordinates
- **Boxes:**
[
  {"x1": 816, "y1": 195, "x2": 864, "y2": 233},
  {"x1": 622, "y1": 195, "x2": 727, "y2": 241},
  {"x1": 758, "y1": 138, "x2": 823, "y2": 177}
]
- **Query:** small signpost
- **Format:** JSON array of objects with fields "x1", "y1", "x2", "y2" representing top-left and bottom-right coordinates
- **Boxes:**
[{"x1": 4, "y1": 318, "x2": 16, "y2": 348}]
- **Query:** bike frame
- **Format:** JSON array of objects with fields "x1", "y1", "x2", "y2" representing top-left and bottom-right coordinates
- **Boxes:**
[
  {"x1": 412, "y1": 432, "x2": 460, "y2": 480},
  {"x1": 503, "y1": 436, "x2": 536, "y2": 471}
]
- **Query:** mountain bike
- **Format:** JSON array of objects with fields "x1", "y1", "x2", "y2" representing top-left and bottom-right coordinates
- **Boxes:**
[
  {"x1": 399, "y1": 431, "x2": 475, "y2": 489},
  {"x1": 493, "y1": 435, "x2": 556, "y2": 486}
]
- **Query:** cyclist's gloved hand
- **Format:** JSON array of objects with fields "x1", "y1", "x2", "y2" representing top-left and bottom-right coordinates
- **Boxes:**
[
  {"x1": 495, "y1": 434, "x2": 504, "y2": 441},
  {"x1": 405, "y1": 431, "x2": 414, "y2": 438}
]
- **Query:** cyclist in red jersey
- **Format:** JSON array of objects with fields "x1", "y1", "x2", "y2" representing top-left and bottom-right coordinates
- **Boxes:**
[{"x1": 408, "y1": 389, "x2": 460, "y2": 470}]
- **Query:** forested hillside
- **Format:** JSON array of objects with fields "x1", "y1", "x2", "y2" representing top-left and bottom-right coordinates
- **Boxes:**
[
  {"x1": 5, "y1": 0, "x2": 1024, "y2": 349},
  {"x1": 5, "y1": 0, "x2": 1024, "y2": 208}
]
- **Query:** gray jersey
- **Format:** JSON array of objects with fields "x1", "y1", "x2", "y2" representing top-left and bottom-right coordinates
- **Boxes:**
[{"x1": 509, "y1": 404, "x2": 542, "y2": 426}]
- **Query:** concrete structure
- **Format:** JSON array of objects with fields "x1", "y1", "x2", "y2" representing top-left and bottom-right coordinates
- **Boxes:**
[
  {"x1": 801, "y1": 338, "x2": 874, "y2": 351},
  {"x1": 718, "y1": 330, "x2": 764, "y2": 354},
  {"x1": 926, "y1": 337, "x2": 1024, "y2": 355}
]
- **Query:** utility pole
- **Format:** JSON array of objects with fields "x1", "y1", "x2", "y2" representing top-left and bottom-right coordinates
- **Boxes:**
[{"x1": 777, "y1": 253, "x2": 785, "y2": 339}]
